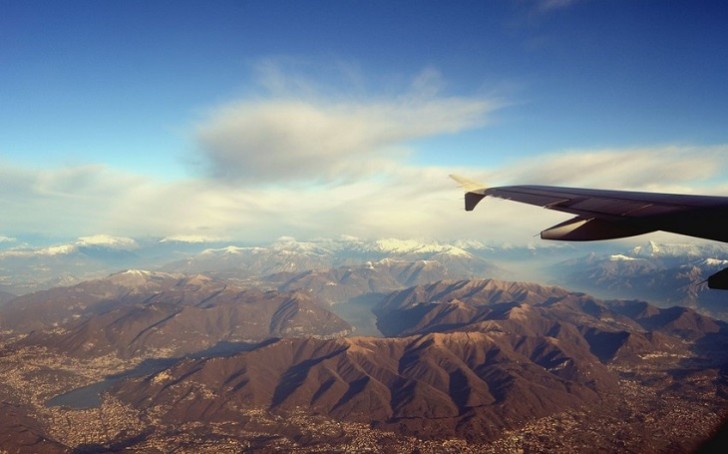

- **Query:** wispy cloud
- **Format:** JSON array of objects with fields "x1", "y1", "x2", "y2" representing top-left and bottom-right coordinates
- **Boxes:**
[
  {"x1": 195, "y1": 67, "x2": 498, "y2": 184},
  {"x1": 535, "y1": 0, "x2": 583, "y2": 13},
  {"x1": 0, "y1": 159, "x2": 547, "y2": 242},
  {"x1": 6, "y1": 143, "x2": 726, "y2": 245},
  {"x1": 0, "y1": 163, "x2": 148, "y2": 237},
  {"x1": 496, "y1": 145, "x2": 728, "y2": 193}
]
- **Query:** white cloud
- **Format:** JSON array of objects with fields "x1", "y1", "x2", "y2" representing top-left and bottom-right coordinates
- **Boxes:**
[
  {"x1": 0, "y1": 244, "x2": 76, "y2": 258},
  {"x1": 0, "y1": 163, "x2": 149, "y2": 238},
  {"x1": 195, "y1": 68, "x2": 497, "y2": 184},
  {"x1": 2, "y1": 143, "x2": 728, "y2": 245}
]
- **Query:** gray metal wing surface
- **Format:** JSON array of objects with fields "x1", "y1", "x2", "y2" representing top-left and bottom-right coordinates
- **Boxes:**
[{"x1": 451, "y1": 175, "x2": 728, "y2": 289}]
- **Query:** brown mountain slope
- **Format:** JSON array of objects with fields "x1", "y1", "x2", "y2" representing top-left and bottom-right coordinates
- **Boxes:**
[
  {"x1": 0, "y1": 402, "x2": 67, "y2": 453},
  {"x1": 277, "y1": 258, "x2": 501, "y2": 306},
  {"x1": 0, "y1": 290, "x2": 15, "y2": 306},
  {"x1": 373, "y1": 279, "x2": 723, "y2": 363},
  {"x1": 0, "y1": 270, "x2": 183, "y2": 332},
  {"x1": 1, "y1": 278, "x2": 725, "y2": 451},
  {"x1": 4, "y1": 271, "x2": 350, "y2": 359},
  {"x1": 113, "y1": 332, "x2": 616, "y2": 441}
]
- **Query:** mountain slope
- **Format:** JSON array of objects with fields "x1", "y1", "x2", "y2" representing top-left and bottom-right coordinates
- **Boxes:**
[
  {"x1": 113, "y1": 332, "x2": 616, "y2": 441},
  {"x1": 109, "y1": 279, "x2": 728, "y2": 446},
  {"x1": 2, "y1": 271, "x2": 351, "y2": 359}
]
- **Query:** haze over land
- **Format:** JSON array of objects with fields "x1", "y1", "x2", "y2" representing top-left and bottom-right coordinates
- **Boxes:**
[{"x1": 2, "y1": 1, "x2": 728, "y2": 452}]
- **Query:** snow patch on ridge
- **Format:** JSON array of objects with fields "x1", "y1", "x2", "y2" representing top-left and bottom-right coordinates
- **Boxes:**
[
  {"x1": 373, "y1": 239, "x2": 471, "y2": 257},
  {"x1": 609, "y1": 254, "x2": 639, "y2": 262},
  {"x1": 161, "y1": 235, "x2": 224, "y2": 244},
  {"x1": 0, "y1": 244, "x2": 77, "y2": 257},
  {"x1": 703, "y1": 258, "x2": 728, "y2": 267},
  {"x1": 76, "y1": 234, "x2": 138, "y2": 249}
]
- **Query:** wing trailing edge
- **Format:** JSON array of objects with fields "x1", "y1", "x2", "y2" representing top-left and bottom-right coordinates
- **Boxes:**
[{"x1": 540, "y1": 216, "x2": 657, "y2": 241}]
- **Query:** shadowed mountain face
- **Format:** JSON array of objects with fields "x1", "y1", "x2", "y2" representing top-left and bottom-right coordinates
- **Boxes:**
[
  {"x1": 374, "y1": 279, "x2": 727, "y2": 364},
  {"x1": 277, "y1": 258, "x2": 490, "y2": 305},
  {"x1": 109, "y1": 279, "x2": 728, "y2": 445},
  {"x1": 113, "y1": 333, "x2": 616, "y2": 442},
  {"x1": 1, "y1": 270, "x2": 351, "y2": 359}
]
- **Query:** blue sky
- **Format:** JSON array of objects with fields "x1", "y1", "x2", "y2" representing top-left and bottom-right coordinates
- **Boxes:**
[{"x1": 2, "y1": 0, "x2": 728, "y2": 245}]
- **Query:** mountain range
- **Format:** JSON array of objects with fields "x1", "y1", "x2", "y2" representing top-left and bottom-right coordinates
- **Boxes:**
[
  {"x1": 1, "y1": 270, "x2": 724, "y2": 451},
  {"x1": 0, "y1": 237, "x2": 727, "y2": 451},
  {"x1": 4, "y1": 235, "x2": 727, "y2": 319},
  {"x1": 1, "y1": 270, "x2": 350, "y2": 360},
  {"x1": 104, "y1": 278, "x2": 727, "y2": 449},
  {"x1": 553, "y1": 240, "x2": 728, "y2": 320}
]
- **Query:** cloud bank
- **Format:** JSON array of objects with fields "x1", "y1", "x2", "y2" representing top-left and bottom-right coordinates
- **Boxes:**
[
  {"x1": 3, "y1": 65, "x2": 728, "y2": 245},
  {"x1": 3, "y1": 144, "x2": 727, "y2": 244}
]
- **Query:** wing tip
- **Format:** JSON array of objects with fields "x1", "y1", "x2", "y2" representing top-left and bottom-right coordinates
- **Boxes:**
[
  {"x1": 465, "y1": 192, "x2": 486, "y2": 211},
  {"x1": 450, "y1": 174, "x2": 487, "y2": 211}
]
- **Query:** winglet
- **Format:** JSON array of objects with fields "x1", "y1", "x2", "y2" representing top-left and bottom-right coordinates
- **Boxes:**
[
  {"x1": 450, "y1": 174, "x2": 487, "y2": 211},
  {"x1": 707, "y1": 267, "x2": 728, "y2": 290}
]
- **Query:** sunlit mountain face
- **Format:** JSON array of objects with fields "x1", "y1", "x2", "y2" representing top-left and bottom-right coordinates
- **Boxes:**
[{"x1": 0, "y1": 237, "x2": 726, "y2": 451}]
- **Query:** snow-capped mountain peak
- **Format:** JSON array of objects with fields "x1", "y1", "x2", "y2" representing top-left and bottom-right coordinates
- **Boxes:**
[
  {"x1": 609, "y1": 254, "x2": 639, "y2": 262},
  {"x1": 374, "y1": 239, "x2": 451, "y2": 255},
  {"x1": 76, "y1": 234, "x2": 138, "y2": 250}
]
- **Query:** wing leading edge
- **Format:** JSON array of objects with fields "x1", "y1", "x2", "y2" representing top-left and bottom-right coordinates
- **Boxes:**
[{"x1": 451, "y1": 175, "x2": 728, "y2": 289}]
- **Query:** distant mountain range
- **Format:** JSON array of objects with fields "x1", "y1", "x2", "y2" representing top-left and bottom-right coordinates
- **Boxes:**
[
  {"x1": 0, "y1": 236, "x2": 500, "y2": 295},
  {"x1": 4, "y1": 235, "x2": 727, "y2": 321},
  {"x1": 162, "y1": 237, "x2": 499, "y2": 281},
  {"x1": 551, "y1": 240, "x2": 728, "y2": 320}
]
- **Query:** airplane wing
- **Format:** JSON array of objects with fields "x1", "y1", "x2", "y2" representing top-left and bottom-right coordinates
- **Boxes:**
[{"x1": 451, "y1": 175, "x2": 728, "y2": 289}]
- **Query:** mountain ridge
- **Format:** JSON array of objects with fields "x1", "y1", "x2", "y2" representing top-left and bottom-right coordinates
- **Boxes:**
[
  {"x1": 102, "y1": 278, "x2": 727, "y2": 446},
  {"x1": 2, "y1": 271, "x2": 351, "y2": 360}
]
